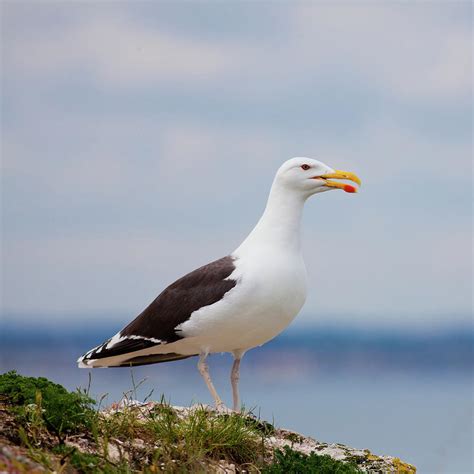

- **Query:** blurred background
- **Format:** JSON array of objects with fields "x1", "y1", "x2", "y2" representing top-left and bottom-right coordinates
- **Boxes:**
[{"x1": 1, "y1": 2, "x2": 472, "y2": 473}]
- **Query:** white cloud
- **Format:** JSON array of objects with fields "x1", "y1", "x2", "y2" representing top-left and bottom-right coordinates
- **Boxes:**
[
  {"x1": 290, "y1": 3, "x2": 471, "y2": 103},
  {"x1": 5, "y1": 13, "x2": 244, "y2": 87},
  {"x1": 2, "y1": 112, "x2": 281, "y2": 206},
  {"x1": 4, "y1": 2, "x2": 470, "y2": 105}
]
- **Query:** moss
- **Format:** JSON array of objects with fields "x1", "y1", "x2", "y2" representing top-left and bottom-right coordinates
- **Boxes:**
[
  {"x1": 262, "y1": 446, "x2": 362, "y2": 474},
  {"x1": 0, "y1": 371, "x2": 96, "y2": 439}
]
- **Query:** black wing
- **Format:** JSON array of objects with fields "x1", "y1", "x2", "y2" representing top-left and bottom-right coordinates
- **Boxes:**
[{"x1": 79, "y1": 256, "x2": 237, "y2": 363}]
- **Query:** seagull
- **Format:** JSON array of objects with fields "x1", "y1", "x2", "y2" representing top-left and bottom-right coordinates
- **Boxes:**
[{"x1": 78, "y1": 157, "x2": 361, "y2": 411}]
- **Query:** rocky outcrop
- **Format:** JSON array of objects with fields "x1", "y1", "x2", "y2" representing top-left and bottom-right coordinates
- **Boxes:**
[
  {"x1": 103, "y1": 401, "x2": 417, "y2": 473},
  {"x1": 0, "y1": 399, "x2": 416, "y2": 473},
  {"x1": 266, "y1": 427, "x2": 415, "y2": 473}
]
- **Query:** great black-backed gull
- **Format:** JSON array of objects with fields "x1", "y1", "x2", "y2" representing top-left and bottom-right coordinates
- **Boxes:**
[{"x1": 78, "y1": 157, "x2": 361, "y2": 411}]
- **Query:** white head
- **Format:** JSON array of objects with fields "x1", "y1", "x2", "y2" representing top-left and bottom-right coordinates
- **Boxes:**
[
  {"x1": 235, "y1": 157, "x2": 361, "y2": 254},
  {"x1": 274, "y1": 157, "x2": 361, "y2": 199}
]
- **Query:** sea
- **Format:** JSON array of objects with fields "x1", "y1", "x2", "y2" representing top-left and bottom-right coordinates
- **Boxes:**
[{"x1": 1, "y1": 319, "x2": 472, "y2": 474}]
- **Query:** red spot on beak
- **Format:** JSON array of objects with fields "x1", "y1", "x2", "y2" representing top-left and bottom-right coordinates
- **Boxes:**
[{"x1": 343, "y1": 184, "x2": 357, "y2": 193}]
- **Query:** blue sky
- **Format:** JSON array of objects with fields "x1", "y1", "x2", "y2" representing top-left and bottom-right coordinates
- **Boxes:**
[{"x1": 1, "y1": 1, "x2": 472, "y2": 328}]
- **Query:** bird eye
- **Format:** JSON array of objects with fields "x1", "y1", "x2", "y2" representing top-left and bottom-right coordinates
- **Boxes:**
[{"x1": 301, "y1": 164, "x2": 310, "y2": 170}]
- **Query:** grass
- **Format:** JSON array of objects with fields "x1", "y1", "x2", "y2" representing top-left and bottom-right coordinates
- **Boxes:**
[
  {"x1": 149, "y1": 405, "x2": 262, "y2": 466},
  {"x1": 0, "y1": 371, "x2": 369, "y2": 473},
  {"x1": 100, "y1": 401, "x2": 264, "y2": 471}
]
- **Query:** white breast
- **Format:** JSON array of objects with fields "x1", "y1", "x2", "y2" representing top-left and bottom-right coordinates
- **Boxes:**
[{"x1": 176, "y1": 249, "x2": 307, "y2": 354}]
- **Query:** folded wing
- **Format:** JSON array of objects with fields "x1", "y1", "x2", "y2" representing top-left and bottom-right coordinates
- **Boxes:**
[{"x1": 77, "y1": 256, "x2": 237, "y2": 367}]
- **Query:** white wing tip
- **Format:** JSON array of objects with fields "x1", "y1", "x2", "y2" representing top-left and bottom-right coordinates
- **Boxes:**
[{"x1": 77, "y1": 356, "x2": 92, "y2": 368}]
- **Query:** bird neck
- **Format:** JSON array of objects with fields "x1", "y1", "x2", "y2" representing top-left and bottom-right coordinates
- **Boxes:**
[{"x1": 236, "y1": 180, "x2": 306, "y2": 255}]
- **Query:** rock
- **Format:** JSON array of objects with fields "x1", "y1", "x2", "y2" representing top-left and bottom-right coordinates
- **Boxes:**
[
  {"x1": 106, "y1": 442, "x2": 122, "y2": 463},
  {"x1": 0, "y1": 445, "x2": 46, "y2": 473},
  {"x1": 268, "y1": 427, "x2": 416, "y2": 473}
]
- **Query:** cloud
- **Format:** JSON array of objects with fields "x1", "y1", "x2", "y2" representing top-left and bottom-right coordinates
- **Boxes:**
[
  {"x1": 290, "y1": 3, "x2": 472, "y2": 103},
  {"x1": 3, "y1": 9, "x2": 245, "y2": 88},
  {"x1": 4, "y1": 2, "x2": 470, "y2": 105},
  {"x1": 2, "y1": 113, "x2": 280, "y2": 205}
]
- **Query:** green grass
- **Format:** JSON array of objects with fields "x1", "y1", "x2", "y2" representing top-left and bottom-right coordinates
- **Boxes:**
[
  {"x1": 150, "y1": 405, "x2": 263, "y2": 466},
  {"x1": 101, "y1": 402, "x2": 264, "y2": 471}
]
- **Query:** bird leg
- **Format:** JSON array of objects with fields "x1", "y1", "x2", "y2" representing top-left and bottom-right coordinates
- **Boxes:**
[
  {"x1": 197, "y1": 353, "x2": 224, "y2": 410},
  {"x1": 231, "y1": 350, "x2": 244, "y2": 412}
]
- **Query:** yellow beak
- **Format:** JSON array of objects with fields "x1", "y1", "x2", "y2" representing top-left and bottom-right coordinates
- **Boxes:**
[{"x1": 319, "y1": 170, "x2": 361, "y2": 193}]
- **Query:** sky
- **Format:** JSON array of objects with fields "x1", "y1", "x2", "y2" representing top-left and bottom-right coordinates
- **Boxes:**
[{"x1": 1, "y1": 1, "x2": 472, "y2": 329}]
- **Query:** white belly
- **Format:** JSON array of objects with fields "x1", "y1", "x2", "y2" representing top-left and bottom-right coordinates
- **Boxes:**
[{"x1": 174, "y1": 251, "x2": 307, "y2": 354}]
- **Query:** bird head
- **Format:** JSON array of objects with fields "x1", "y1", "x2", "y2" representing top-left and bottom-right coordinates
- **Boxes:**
[{"x1": 275, "y1": 157, "x2": 361, "y2": 197}]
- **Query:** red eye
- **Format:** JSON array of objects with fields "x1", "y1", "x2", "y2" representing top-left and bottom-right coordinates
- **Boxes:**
[{"x1": 301, "y1": 164, "x2": 310, "y2": 170}]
